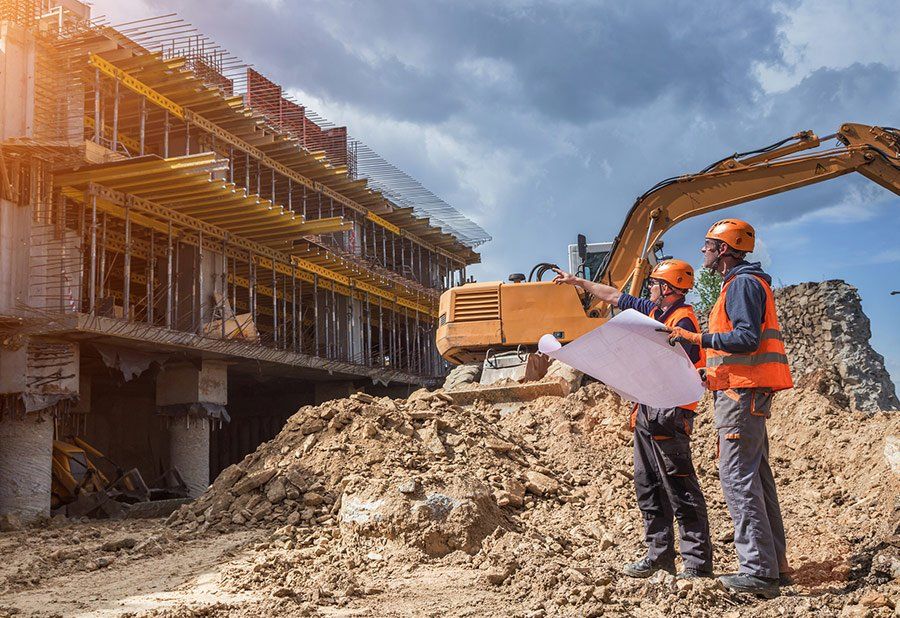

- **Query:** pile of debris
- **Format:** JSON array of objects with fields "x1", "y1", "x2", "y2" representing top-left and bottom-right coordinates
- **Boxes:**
[
  {"x1": 166, "y1": 387, "x2": 571, "y2": 556},
  {"x1": 164, "y1": 372, "x2": 899, "y2": 616}
]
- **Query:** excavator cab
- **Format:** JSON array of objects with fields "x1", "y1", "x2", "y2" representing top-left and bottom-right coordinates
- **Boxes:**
[{"x1": 567, "y1": 237, "x2": 611, "y2": 282}]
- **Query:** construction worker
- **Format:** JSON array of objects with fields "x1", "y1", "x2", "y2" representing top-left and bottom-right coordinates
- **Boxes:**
[
  {"x1": 552, "y1": 260, "x2": 713, "y2": 580},
  {"x1": 660, "y1": 219, "x2": 793, "y2": 599}
]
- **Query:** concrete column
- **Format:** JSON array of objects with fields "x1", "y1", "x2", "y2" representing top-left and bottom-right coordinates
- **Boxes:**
[
  {"x1": 199, "y1": 248, "x2": 225, "y2": 328},
  {"x1": 0, "y1": 340, "x2": 79, "y2": 521},
  {"x1": 0, "y1": 198, "x2": 30, "y2": 315},
  {"x1": 0, "y1": 414, "x2": 53, "y2": 521},
  {"x1": 156, "y1": 360, "x2": 227, "y2": 498},
  {"x1": 168, "y1": 418, "x2": 210, "y2": 498},
  {"x1": 0, "y1": 22, "x2": 36, "y2": 141}
]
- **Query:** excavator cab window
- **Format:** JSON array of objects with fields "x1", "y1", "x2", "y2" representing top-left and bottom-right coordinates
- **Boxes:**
[{"x1": 568, "y1": 241, "x2": 612, "y2": 281}]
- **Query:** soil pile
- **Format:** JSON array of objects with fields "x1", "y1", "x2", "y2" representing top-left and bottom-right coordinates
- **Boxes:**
[
  {"x1": 166, "y1": 388, "x2": 558, "y2": 555},
  {"x1": 161, "y1": 377, "x2": 899, "y2": 616}
]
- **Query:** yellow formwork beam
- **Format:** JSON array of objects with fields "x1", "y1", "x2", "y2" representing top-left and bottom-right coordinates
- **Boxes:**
[
  {"x1": 89, "y1": 54, "x2": 185, "y2": 120},
  {"x1": 88, "y1": 53, "x2": 464, "y2": 266}
]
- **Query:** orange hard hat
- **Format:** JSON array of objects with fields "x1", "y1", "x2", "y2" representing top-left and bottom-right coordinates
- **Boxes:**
[
  {"x1": 706, "y1": 218, "x2": 755, "y2": 252},
  {"x1": 650, "y1": 259, "x2": 694, "y2": 290}
]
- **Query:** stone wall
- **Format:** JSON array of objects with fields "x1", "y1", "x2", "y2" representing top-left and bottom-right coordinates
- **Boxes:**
[{"x1": 774, "y1": 280, "x2": 898, "y2": 413}]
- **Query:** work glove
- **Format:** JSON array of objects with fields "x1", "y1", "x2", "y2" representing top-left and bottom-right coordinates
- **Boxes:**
[{"x1": 655, "y1": 326, "x2": 702, "y2": 347}]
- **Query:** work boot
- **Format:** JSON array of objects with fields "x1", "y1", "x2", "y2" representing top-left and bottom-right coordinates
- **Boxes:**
[
  {"x1": 622, "y1": 557, "x2": 676, "y2": 579},
  {"x1": 779, "y1": 572, "x2": 795, "y2": 586},
  {"x1": 677, "y1": 567, "x2": 714, "y2": 579},
  {"x1": 718, "y1": 573, "x2": 780, "y2": 599}
]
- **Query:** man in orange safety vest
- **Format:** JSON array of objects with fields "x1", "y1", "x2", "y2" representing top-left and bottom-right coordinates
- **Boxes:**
[
  {"x1": 660, "y1": 219, "x2": 792, "y2": 599},
  {"x1": 553, "y1": 259, "x2": 713, "y2": 580}
]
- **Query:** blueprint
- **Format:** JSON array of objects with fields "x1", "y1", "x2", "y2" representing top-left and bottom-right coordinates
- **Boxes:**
[{"x1": 538, "y1": 309, "x2": 706, "y2": 408}]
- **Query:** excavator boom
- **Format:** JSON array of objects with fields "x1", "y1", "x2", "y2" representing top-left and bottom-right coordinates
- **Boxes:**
[
  {"x1": 437, "y1": 123, "x2": 900, "y2": 365},
  {"x1": 605, "y1": 123, "x2": 900, "y2": 297}
]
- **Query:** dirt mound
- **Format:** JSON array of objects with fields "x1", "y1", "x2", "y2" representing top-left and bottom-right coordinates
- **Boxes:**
[
  {"x1": 167, "y1": 388, "x2": 549, "y2": 553},
  {"x1": 159, "y1": 379, "x2": 900, "y2": 616}
]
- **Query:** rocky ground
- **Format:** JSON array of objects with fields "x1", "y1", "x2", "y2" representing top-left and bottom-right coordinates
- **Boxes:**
[{"x1": 1, "y1": 379, "x2": 898, "y2": 617}]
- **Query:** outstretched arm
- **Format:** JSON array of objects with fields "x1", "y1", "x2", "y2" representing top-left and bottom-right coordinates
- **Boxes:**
[
  {"x1": 551, "y1": 268, "x2": 621, "y2": 304},
  {"x1": 552, "y1": 268, "x2": 659, "y2": 316}
]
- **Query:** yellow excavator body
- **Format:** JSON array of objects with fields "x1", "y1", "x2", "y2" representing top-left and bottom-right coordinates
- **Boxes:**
[{"x1": 437, "y1": 281, "x2": 604, "y2": 365}]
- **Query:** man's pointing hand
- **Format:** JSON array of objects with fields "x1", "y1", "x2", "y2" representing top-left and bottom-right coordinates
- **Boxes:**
[{"x1": 551, "y1": 268, "x2": 578, "y2": 286}]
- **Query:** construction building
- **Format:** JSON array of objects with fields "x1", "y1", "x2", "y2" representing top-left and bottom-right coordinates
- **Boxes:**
[{"x1": 0, "y1": 0, "x2": 489, "y2": 519}]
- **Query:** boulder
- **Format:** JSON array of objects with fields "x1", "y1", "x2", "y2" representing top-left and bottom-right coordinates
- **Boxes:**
[
  {"x1": 524, "y1": 470, "x2": 559, "y2": 496},
  {"x1": 232, "y1": 468, "x2": 277, "y2": 496}
]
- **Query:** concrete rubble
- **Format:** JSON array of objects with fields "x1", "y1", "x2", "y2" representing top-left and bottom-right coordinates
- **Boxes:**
[{"x1": 2, "y1": 377, "x2": 896, "y2": 616}]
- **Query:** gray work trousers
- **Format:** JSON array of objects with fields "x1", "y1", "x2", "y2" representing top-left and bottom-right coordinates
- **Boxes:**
[
  {"x1": 714, "y1": 388, "x2": 788, "y2": 579},
  {"x1": 633, "y1": 405, "x2": 713, "y2": 571}
]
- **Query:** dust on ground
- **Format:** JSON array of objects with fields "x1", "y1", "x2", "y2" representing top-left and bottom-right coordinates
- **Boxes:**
[{"x1": 1, "y1": 379, "x2": 898, "y2": 617}]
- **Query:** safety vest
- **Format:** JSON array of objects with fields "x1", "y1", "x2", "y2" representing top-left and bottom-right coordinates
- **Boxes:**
[
  {"x1": 653, "y1": 304, "x2": 705, "y2": 411},
  {"x1": 706, "y1": 274, "x2": 793, "y2": 392}
]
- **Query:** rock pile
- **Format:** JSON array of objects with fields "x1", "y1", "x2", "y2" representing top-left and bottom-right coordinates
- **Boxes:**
[
  {"x1": 166, "y1": 388, "x2": 573, "y2": 555},
  {"x1": 774, "y1": 279, "x2": 898, "y2": 413}
]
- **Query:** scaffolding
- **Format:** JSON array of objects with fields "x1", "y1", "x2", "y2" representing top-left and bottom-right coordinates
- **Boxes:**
[{"x1": 115, "y1": 13, "x2": 491, "y2": 248}]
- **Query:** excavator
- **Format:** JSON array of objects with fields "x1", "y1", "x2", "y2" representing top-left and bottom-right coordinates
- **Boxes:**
[{"x1": 436, "y1": 122, "x2": 900, "y2": 397}]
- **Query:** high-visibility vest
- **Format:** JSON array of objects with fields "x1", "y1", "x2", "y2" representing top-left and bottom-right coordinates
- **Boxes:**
[
  {"x1": 653, "y1": 304, "x2": 705, "y2": 411},
  {"x1": 706, "y1": 274, "x2": 793, "y2": 392}
]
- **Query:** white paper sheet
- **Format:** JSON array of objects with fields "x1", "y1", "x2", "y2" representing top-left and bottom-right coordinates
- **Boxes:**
[{"x1": 538, "y1": 309, "x2": 705, "y2": 408}]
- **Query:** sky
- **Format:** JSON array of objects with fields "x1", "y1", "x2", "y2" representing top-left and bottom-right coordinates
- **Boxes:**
[{"x1": 91, "y1": 0, "x2": 900, "y2": 387}]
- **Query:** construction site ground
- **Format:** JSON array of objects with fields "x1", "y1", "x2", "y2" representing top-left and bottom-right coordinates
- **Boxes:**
[{"x1": 1, "y1": 379, "x2": 898, "y2": 617}]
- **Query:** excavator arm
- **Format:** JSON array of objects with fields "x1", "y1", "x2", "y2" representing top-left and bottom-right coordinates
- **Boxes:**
[{"x1": 601, "y1": 123, "x2": 900, "y2": 297}]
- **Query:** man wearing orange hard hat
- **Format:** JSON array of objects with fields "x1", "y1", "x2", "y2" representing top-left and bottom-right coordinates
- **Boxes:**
[
  {"x1": 661, "y1": 218, "x2": 793, "y2": 598},
  {"x1": 553, "y1": 259, "x2": 713, "y2": 581}
]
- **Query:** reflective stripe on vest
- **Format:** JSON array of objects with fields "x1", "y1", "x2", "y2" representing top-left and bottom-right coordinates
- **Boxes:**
[
  {"x1": 706, "y1": 274, "x2": 793, "y2": 392},
  {"x1": 706, "y1": 351, "x2": 789, "y2": 367},
  {"x1": 654, "y1": 303, "x2": 705, "y2": 411}
]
